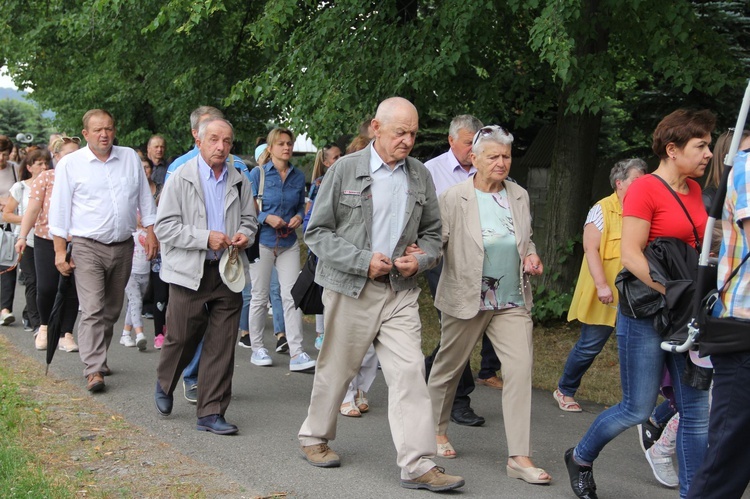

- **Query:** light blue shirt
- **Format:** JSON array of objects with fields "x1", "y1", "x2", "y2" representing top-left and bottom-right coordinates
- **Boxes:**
[
  {"x1": 424, "y1": 149, "x2": 476, "y2": 196},
  {"x1": 197, "y1": 155, "x2": 227, "y2": 260},
  {"x1": 369, "y1": 144, "x2": 408, "y2": 258}
]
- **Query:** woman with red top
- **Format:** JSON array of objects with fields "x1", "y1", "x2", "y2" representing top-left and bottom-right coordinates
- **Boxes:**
[{"x1": 565, "y1": 109, "x2": 715, "y2": 499}]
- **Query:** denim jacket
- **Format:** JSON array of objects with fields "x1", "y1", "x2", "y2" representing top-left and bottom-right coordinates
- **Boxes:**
[
  {"x1": 304, "y1": 147, "x2": 442, "y2": 298},
  {"x1": 248, "y1": 161, "x2": 306, "y2": 248}
]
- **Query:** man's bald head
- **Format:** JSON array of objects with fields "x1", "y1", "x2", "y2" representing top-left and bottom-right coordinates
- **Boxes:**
[
  {"x1": 371, "y1": 97, "x2": 419, "y2": 168},
  {"x1": 374, "y1": 97, "x2": 419, "y2": 126}
]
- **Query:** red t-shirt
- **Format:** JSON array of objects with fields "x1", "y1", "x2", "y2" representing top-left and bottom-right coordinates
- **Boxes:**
[{"x1": 623, "y1": 174, "x2": 707, "y2": 247}]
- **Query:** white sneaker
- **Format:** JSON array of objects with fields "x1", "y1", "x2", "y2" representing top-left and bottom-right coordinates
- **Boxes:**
[
  {"x1": 251, "y1": 347, "x2": 273, "y2": 366},
  {"x1": 59, "y1": 333, "x2": 78, "y2": 352},
  {"x1": 1, "y1": 310, "x2": 15, "y2": 326},
  {"x1": 290, "y1": 351, "x2": 316, "y2": 372},
  {"x1": 646, "y1": 447, "x2": 679, "y2": 488},
  {"x1": 135, "y1": 332, "x2": 147, "y2": 351},
  {"x1": 120, "y1": 334, "x2": 136, "y2": 347},
  {"x1": 35, "y1": 325, "x2": 48, "y2": 350}
]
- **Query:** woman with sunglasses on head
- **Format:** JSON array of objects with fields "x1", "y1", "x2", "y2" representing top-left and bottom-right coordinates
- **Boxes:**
[
  {"x1": 247, "y1": 127, "x2": 316, "y2": 372},
  {"x1": 565, "y1": 109, "x2": 715, "y2": 499},
  {"x1": 427, "y1": 125, "x2": 550, "y2": 484},
  {"x1": 15, "y1": 136, "x2": 81, "y2": 353},
  {"x1": 3, "y1": 149, "x2": 50, "y2": 338}
]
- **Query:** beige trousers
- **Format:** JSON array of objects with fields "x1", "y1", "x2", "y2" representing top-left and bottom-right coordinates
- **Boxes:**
[
  {"x1": 428, "y1": 306, "x2": 534, "y2": 456},
  {"x1": 299, "y1": 280, "x2": 437, "y2": 479},
  {"x1": 71, "y1": 237, "x2": 134, "y2": 377}
]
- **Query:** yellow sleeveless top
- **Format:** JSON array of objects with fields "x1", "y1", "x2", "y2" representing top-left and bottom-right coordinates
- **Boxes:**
[{"x1": 567, "y1": 192, "x2": 621, "y2": 326}]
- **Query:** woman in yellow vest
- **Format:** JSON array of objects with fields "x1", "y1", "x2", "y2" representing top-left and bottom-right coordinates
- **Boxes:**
[{"x1": 553, "y1": 159, "x2": 647, "y2": 412}]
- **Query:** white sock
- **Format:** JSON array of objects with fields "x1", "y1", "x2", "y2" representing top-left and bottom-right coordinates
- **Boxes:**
[{"x1": 122, "y1": 330, "x2": 131, "y2": 336}]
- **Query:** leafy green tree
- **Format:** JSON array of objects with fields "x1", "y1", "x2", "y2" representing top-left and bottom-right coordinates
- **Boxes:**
[
  {"x1": 0, "y1": 99, "x2": 52, "y2": 143},
  {"x1": 0, "y1": 0, "x2": 269, "y2": 152},
  {"x1": 509, "y1": 0, "x2": 749, "y2": 293}
]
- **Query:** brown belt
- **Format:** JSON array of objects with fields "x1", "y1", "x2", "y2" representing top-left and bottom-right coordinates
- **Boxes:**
[{"x1": 372, "y1": 275, "x2": 390, "y2": 284}]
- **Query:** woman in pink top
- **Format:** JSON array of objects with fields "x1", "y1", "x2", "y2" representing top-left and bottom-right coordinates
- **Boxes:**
[{"x1": 16, "y1": 136, "x2": 81, "y2": 353}]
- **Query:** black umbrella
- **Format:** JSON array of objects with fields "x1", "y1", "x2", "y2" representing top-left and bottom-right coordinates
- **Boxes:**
[
  {"x1": 661, "y1": 78, "x2": 750, "y2": 353},
  {"x1": 46, "y1": 244, "x2": 73, "y2": 375}
]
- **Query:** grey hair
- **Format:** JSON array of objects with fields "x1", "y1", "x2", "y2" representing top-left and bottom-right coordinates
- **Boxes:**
[
  {"x1": 449, "y1": 115, "x2": 483, "y2": 139},
  {"x1": 609, "y1": 158, "x2": 647, "y2": 190},
  {"x1": 190, "y1": 106, "x2": 224, "y2": 131},
  {"x1": 197, "y1": 117, "x2": 234, "y2": 141},
  {"x1": 471, "y1": 125, "x2": 514, "y2": 155}
]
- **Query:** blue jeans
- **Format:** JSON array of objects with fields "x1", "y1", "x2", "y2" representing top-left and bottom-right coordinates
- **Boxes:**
[
  {"x1": 652, "y1": 398, "x2": 677, "y2": 427},
  {"x1": 240, "y1": 280, "x2": 252, "y2": 332},
  {"x1": 557, "y1": 323, "x2": 614, "y2": 397},
  {"x1": 270, "y1": 267, "x2": 285, "y2": 334},
  {"x1": 182, "y1": 338, "x2": 202, "y2": 386},
  {"x1": 575, "y1": 311, "x2": 709, "y2": 498},
  {"x1": 687, "y1": 352, "x2": 750, "y2": 499}
]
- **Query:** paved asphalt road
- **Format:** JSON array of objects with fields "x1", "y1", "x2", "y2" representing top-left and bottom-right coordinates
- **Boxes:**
[{"x1": 2, "y1": 290, "x2": 684, "y2": 499}]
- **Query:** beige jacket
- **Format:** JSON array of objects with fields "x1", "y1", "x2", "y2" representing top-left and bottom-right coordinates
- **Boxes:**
[{"x1": 435, "y1": 178, "x2": 537, "y2": 319}]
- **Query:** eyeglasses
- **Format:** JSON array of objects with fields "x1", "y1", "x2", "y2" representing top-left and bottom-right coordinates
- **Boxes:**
[
  {"x1": 60, "y1": 136, "x2": 81, "y2": 144},
  {"x1": 472, "y1": 125, "x2": 510, "y2": 145}
]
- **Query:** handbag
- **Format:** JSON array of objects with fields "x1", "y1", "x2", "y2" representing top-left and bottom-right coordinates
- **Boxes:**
[
  {"x1": 615, "y1": 268, "x2": 664, "y2": 318},
  {"x1": 0, "y1": 224, "x2": 18, "y2": 268},
  {"x1": 697, "y1": 252, "x2": 750, "y2": 356},
  {"x1": 291, "y1": 253, "x2": 324, "y2": 314}
]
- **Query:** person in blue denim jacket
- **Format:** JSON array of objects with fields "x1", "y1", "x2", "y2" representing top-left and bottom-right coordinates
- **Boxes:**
[{"x1": 246, "y1": 128, "x2": 315, "y2": 372}]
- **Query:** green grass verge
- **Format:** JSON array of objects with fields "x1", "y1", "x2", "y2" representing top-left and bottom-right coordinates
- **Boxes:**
[{"x1": 0, "y1": 368, "x2": 73, "y2": 498}]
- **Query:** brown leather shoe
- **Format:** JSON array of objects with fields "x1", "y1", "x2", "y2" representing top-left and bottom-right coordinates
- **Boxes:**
[
  {"x1": 476, "y1": 375, "x2": 504, "y2": 390},
  {"x1": 86, "y1": 372, "x2": 105, "y2": 392},
  {"x1": 301, "y1": 443, "x2": 340, "y2": 467},
  {"x1": 401, "y1": 466, "x2": 465, "y2": 491}
]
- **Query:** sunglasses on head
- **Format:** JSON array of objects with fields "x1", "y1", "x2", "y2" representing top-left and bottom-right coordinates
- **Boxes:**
[{"x1": 472, "y1": 125, "x2": 510, "y2": 145}]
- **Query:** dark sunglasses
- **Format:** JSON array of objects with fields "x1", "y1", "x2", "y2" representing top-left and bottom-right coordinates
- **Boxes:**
[{"x1": 472, "y1": 125, "x2": 510, "y2": 145}]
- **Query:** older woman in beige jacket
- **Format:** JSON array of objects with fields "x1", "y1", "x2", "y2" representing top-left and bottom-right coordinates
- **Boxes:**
[{"x1": 427, "y1": 125, "x2": 550, "y2": 485}]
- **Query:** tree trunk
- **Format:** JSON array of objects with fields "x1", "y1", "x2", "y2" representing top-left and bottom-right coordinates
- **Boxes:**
[{"x1": 538, "y1": 107, "x2": 602, "y2": 293}]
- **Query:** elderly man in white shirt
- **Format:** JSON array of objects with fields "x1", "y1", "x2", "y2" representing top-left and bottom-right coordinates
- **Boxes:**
[{"x1": 49, "y1": 109, "x2": 157, "y2": 393}]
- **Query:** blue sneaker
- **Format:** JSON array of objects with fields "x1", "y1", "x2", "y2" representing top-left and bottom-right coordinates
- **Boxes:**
[
  {"x1": 290, "y1": 352, "x2": 316, "y2": 372},
  {"x1": 251, "y1": 347, "x2": 273, "y2": 366},
  {"x1": 314, "y1": 334, "x2": 324, "y2": 351}
]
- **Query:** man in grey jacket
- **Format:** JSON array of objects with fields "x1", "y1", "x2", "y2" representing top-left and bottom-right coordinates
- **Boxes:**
[
  {"x1": 153, "y1": 117, "x2": 257, "y2": 435},
  {"x1": 298, "y1": 97, "x2": 464, "y2": 492}
]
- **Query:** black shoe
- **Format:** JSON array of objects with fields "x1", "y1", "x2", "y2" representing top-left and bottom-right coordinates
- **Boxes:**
[
  {"x1": 450, "y1": 407, "x2": 485, "y2": 427},
  {"x1": 637, "y1": 420, "x2": 664, "y2": 453},
  {"x1": 155, "y1": 381, "x2": 173, "y2": 416},
  {"x1": 238, "y1": 334, "x2": 252, "y2": 349},
  {"x1": 275, "y1": 335, "x2": 289, "y2": 353},
  {"x1": 197, "y1": 414, "x2": 238, "y2": 435},
  {"x1": 565, "y1": 448, "x2": 598, "y2": 499},
  {"x1": 183, "y1": 380, "x2": 197, "y2": 404}
]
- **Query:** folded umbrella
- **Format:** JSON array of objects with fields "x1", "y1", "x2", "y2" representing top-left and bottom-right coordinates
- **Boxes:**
[{"x1": 46, "y1": 244, "x2": 74, "y2": 375}]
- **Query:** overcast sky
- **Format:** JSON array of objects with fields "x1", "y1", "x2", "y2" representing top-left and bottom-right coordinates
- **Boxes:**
[{"x1": 0, "y1": 67, "x2": 17, "y2": 89}]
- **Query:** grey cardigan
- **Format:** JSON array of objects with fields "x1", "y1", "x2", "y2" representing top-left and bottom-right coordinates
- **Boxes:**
[
  {"x1": 305, "y1": 146, "x2": 442, "y2": 298},
  {"x1": 155, "y1": 156, "x2": 257, "y2": 291}
]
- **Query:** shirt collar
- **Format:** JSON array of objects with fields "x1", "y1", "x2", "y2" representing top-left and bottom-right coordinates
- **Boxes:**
[
  {"x1": 447, "y1": 148, "x2": 475, "y2": 174},
  {"x1": 369, "y1": 143, "x2": 405, "y2": 174},
  {"x1": 198, "y1": 153, "x2": 228, "y2": 181},
  {"x1": 84, "y1": 144, "x2": 120, "y2": 164}
]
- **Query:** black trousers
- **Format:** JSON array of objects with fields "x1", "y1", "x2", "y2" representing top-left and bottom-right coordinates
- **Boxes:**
[
  {"x1": 687, "y1": 351, "x2": 750, "y2": 499},
  {"x1": 34, "y1": 237, "x2": 78, "y2": 331},
  {"x1": 150, "y1": 270, "x2": 169, "y2": 338},
  {"x1": 20, "y1": 245, "x2": 40, "y2": 329},
  {"x1": 0, "y1": 264, "x2": 16, "y2": 311}
]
